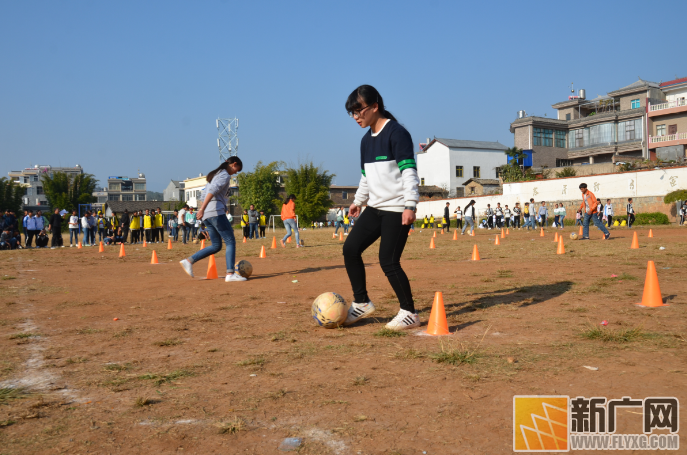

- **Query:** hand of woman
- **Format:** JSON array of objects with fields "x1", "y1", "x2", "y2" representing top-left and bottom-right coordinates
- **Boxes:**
[
  {"x1": 348, "y1": 203, "x2": 360, "y2": 218},
  {"x1": 196, "y1": 209, "x2": 204, "y2": 220},
  {"x1": 402, "y1": 209, "x2": 416, "y2": 226}
]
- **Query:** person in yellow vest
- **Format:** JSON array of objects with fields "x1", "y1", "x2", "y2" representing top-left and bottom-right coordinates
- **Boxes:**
[
  {"x1": 258, "y1": 210, "x2": 267, "y2": 238},
  {"x1": 154, "y1": 207, "x2": 164, "y2": 243},
  {"x1": 110, "y1": 214, "x2": 120, "y2": 230},
  {"x1": 143, "y1": 209, "x2": 153, "y2": 244},
  {"x1": 241, "y1": 209, "x2": 249, "y2": 239},
  {"x1": 429, "y1": 215, "x2": 435, "y2": 228},
  {"x1": 343, "y1": 214, "x2": 350, "y2": 235},
  {"x1": 129, "y1": 210, "x2": 140, "y2": 244},
  {"x1": 422, "y1": 215, "x2": 428, "y2": 229}
]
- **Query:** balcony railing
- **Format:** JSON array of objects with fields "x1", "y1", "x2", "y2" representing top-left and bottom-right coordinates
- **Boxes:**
[
  {"x1": 649, "y1": 98, "x2": 687, "y2": 112},
  {"x1": 649, "y1": 132, "x2": 687, "y2": 144}
]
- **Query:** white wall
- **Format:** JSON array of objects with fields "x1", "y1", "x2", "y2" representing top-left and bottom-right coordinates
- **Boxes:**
[
  {"x1": 416, "y1": 166, "x2": 687, "y2": 218},
  {"x1": 416, "y1": 142, "x2": 508, "y2": 195},
  {"x1": 665, "y1": 87, "x2": 687, "y2": 102}
]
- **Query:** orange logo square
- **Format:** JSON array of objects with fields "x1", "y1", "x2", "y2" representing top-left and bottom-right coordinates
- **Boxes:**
[{"x1": 514, "y1": 396, "x2": 569, "y2": 452}]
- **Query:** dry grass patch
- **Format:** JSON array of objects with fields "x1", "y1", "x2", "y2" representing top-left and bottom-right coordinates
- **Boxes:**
[
  {"x1": 217, "y1": 416, "x2": 245, "y2": 434},
  {"x1": 153, "y1": 338, "x2": 182, "y2": 347}
]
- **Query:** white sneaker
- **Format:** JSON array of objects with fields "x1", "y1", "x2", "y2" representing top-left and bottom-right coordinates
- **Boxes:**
[
  {"x1": 225, "y1": 273, "x2": 247, "y2": 282},
  {"x1": 70, "y1": 244, "x2": 74, "y2": 248},
  {"x1": 179, "y1": 259, "x2": 194, "y2": 278},
  {"x1": 343, "y1": 301, "x2": 376, "y2": 326},
  {"x1": 385, "y1": 309, "x2": 420, "y2": 331}
]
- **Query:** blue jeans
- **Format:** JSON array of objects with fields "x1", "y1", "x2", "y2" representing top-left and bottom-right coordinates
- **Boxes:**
[
  {"x1": 82, "y1": 227, "x2": 90, "y2": 244},
  {"x1": 343, "y1": 223, "x2": 349, "y2": 233},
  {"x1": 189, "y1": 215, "x2": 236, "y2": 273},
  {"x1": 183, "y1": 225, "x2": 191, "y2": 244},
  {"x1": 334, "y1": 220, "x2": 344, "y2": 234},
  {"x1": 249, "y1": 222, "x2": 258, "y2": 239},
  {"x1": 171, "y1": 226, "x2": 178, "y2": 241},
  {"x1": 282, "y1": 218, "x2": 300, "y2": 245},
  {"x1": 583, "y1": 212, "x2": 609, "y2": 238},
  {"x1": 558, "y1": 215, "x2": 565, "y2": 227},
  {"x1": 461, "y1": 216, "x2": 474, "y2": 234},
  {"x1": 70, "y1": 229, "x2": 79, "y2": 244}
]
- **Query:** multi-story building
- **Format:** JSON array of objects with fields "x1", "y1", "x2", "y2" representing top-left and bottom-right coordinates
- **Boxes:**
[
  {"x1": 416, "y1": 138, "x2": 508, "y2": 197},
  {"x1": 8, "y1": 164, "x2": 84, "y2": 209},
  {"x1": 509, "y1": 77, "x2": 687, "y2": 168},
  {"x1": 648, "y1": 77, "x2": 687, "y2": 160},
  {"x1": 107, "y1": 173, "x2": 147, "y2": 202},
  {"x1": 92, "y1": 188, "x2": 109, "y2": 211},
  {"x1": 163, "y1": 180, "x2": 185, "y2": 202}
]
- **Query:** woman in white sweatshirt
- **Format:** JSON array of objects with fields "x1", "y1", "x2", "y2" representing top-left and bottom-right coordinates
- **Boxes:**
[{"x1": 342, "y1": 85, "x2": 420, "y2": 331}]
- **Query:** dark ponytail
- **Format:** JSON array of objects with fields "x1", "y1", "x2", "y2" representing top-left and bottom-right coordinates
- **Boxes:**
[
  {"x1": 345, "y1": 85, "x2": 397, "y2": 122},
  {"x1": 207, "y1": 156, "x2": 243, "y2": 183},
  {"x1": 283, "y1": 194, "x2": 296, "y2": 205}
]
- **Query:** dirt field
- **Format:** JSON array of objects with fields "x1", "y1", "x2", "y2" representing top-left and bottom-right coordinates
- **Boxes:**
[{"x1": 0, "y1": 225, "x2": 685, "y2": 454}]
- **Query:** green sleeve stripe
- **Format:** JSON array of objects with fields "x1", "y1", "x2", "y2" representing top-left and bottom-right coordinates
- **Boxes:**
[
  {"x1": 375, "y1": 156, "x2": 388, "y2": 160},
  {"x1": 397, "y1": 159, "x2": 416, "y2": 167},
  {"x1": 399, "y1": 163, "x2": 417, "y2": 172},
  {"x1": 361, "y1": 170, "x2": 366, "y2": 176}
]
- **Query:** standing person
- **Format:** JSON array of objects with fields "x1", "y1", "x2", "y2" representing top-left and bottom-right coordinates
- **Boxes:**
[
  {"x1": 169, "y1": 210, "x2": 179, "y2": 242},
  {"x1": 22, "y1": 210, "x2": 31, "y2": 247},
  {"x1": 154, "y1": 208, "x2": 163, "y2": 243},
  {"x1": 485, "y1": 204, "x2": 494, "y2": 229},
  {"x1": 48, "y1": 208, "x2": 63, "y2": 248},
  {"x1": 178, "y1": 205, "x2": 187, "y2": 244},
  {"x1": 523, "y1": 202, "x2": 531, "y2": 230},
  {"x1": 428, "y1": 214, "x2": 434, "y2": 229},
  {"x1": 138, "y1": 211, "x2": 144, "y2": 244},
  {"x1": 596, "y1": 199, "x2": 604, "y2": 225},
  {"x1": 513, "y1": 203, "x2": 521, "y2": 229},
  {"x1": 334, "y1": 206, "x2": 345, "y2": 235},
  {"x1": 247, "y1": 204, "x2": 259, "y2": 239},
  {"x1": 538, "y1": 202, "x2": 548, "y2": 228},
  {"x1": 626, "y1": 198, "x2": 635, "y2": 228},
  {"x1": 87, "y1": 212, "x2": 96, "y2": 246},
  {"x1": 558, "y1": 204, "x2": 566, "y2": 229},
  {"x1": 495, "y1": 203, "x2": 503, "y2": 229},
  {"x1": 68, "y1": 210, "x2": 79, "y2": 246},
  {"x1": 179, "y1": 157, "x2": 245, "y2": 281},
  {"x1": 184, "y1": 208, "x2": 195, "y2": 243},
  {"x1": 129, "y1": 211, "x2": 140, "y2": 243},
  {"x1": 454, "y1": 205, "x2": 462, "y2": 230},
  {"x1": 258, "y1": 210, "x2": 267, "y2": 238},
  {"x1": 97, "y1": 213, "x2": 106, "y2": 242},
  {"x1": 461, "y1": 200, "x2": 476, "y2": 235},
  {"x1": 342, "y1": 84, "x2": 420, "y2": 330},
  {"x1": 579, "y1": 183, "x2": 611, "y2": 240},
  {"x1": 35, "y1": 211, "x2": 45, "y2": 243},
  {"x1": 528, "y1": 198, "x2": 536, "y2": 229},
  {"x1": 604, "y1": 199, "x2": 613, "y2": 228},
  {"x1": 240, "y1": 209, "x2": 249, "y2": 239},
  {"x1": 120, "y1": 209, "x2": 130, "y2": 244},
  {"x1": 422, "y1": 215, "x2": 428, "y2": 228},
  {"x1": 143, "y1": 209, "x2": 153, "y2": 244},
  {"x1": 443, "y1": 202, "x2": 451, "y2": 232},
  {"x1": 343, "y1": 212, "x2": 350, "y2": 235},
  {"x1": 552, "y1": 203, "x2": 560, "y2": 228},
  {"x1": 503, "y1": 205, "x2": 512, "y2": 228},
  {"x1": 280, "y1": 195, "x2": 301, "y2": 248}
]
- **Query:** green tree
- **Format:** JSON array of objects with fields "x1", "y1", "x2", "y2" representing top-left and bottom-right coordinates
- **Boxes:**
[
  {"x1": 0, "y1": 178, "x2": 24, "y2": 214},
  {"x1": 41, "y1": 171, "x2": 98, "y2": 211},
  {"x1": 236, "y1": 161, "x2": 283, "y2": 214},
  {"x1": 500, "y1": 147, "x2": 535, "y2": 183},
  {"x1": 283, "y1": 162, "x2": 334, "y2": 225},
  {"x1": 555, "y1": 167, "x2": 577, "y2": 178},
  {"x1": 664, "y1": 189, "x2": 687, "y2": 204}
]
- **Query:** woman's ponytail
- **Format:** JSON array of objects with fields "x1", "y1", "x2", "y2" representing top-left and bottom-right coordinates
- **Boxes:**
[{"x1": 206, "y1": 156, "x2": 243, "y2": 183}]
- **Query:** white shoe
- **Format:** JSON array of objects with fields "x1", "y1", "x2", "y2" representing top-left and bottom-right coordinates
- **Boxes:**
[
  {"x1": 179, "y1": 259, "x2": 194, "y2": 278},
  {"x1": 70, "y1": 244, "x2": 74, "y2": 248},
  {"x1": 343, "y1": 301, "x2": 376, "y2": 326},
  {"x1": 225, "y1": 273, "x2": 247, "y2": 282},
  {"x1": 385, "y1": 309, "x2": 420, "y2": 331}
]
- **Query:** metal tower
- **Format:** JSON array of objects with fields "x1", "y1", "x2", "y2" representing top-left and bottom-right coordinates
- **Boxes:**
[{"x1": 216, "y1": 117, "x2": 239, "y2": 162}]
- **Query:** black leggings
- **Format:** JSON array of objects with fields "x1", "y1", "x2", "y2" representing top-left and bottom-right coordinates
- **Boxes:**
[
  {"x1": 342, "y1": 207, "x2": 414, "y2": 312},
  {"x1": 514, "y1": 216, "x2": 520, "y2": 228}
]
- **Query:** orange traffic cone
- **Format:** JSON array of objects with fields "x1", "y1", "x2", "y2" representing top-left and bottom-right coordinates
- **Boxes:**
[
  {"x1": 506, "y1": 228, "x2": 510, "y2": 235},
  {"x1": 99, "y1": 241, "x2": 104, "y2": 253},
  {"x1": 200, "y1": 239, "x2": 205, "y2": 249},
  {"x1": 471, "y1": 229, "x2": 475, "y2": 237},
  {"x1": 433, "y1": 231, "x2": 437, "y2": 238},
  {"x1": 143, "y1": 238, "x2": 147, "y2": 247},
  {"x1": 77, "y1": 241, "x2": 82, "y2": 249},
  {"x1": 553, "y1": 231, "x2": 559, "y2": 242},
  {"x1": 648, "y1": 229, "x2": 654, "y2": 238},
  {"x1": 557, "y1": 236, "x2": 565, "y2": 255},
  {"x1": 168, "y1": 239, "x2": 172, "y2": 250},
  {"x1": 270, "y1": 236, "x2": 277, "y2": 249},
  {"x1": 441, "y1": 228, "x2": 444, "y2": 235},
  {"x1": 287, "y1": 236, "x2": 291, "y2": 243},
  {"x1": 429, "y1": 238, "x2": 436, "y2": 249},
  {"x1": 495, "y1": 235, "x2": 500, "y2": 246},
  {"x1": 579, "y1": 226, "x2": 583, "y2": 236},
  {"x1": 259, "y1": 245, "x2": 266, "y2": 258},
  {"x1": 636, "y1": 261, "x2": 667, "y2": 307},
  {"x1": 332, "y1": 233, "x2": 336, "y2": 239},
  {"x1": 243, "y1": 236, "x2": 247, "y2": 243},
  {"x1": 452, "y1": 230, "x2": 458, "y2": 240},
  {"x1": 339, "y1": 232, "x2": 343, "y2": 241},
  {"x1": 500, "y1": 228, "x2": 505, "y2": 239},
  {"x1": 150, "y1": 250, "x2": 159, "y2": 264},
  {"x1": 118, "y1": 243, "x2": 126, "y2": 258},
  {"x1": 630, "y1": 232, "x2": 639, "y2": 249},
  {"x1": 540, "y1": 228, "x2": 545, "y2": 237},
  {"x1": 425, "y1": 292, "x2": 450, "y2": 336},
  {"x1": 471, "y1": 244, "x2": 480, "y2": 261},
  {"x1": 206, "y1": 255, "x2": 218, "y2": 280}
]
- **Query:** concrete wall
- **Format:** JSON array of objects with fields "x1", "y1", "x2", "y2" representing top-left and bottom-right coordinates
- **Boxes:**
[
  {"x1": 651, "y1": 112, "x2": 687, "y2": 135},
  {"x1": 514, "y1": 126, "x2": 530, "y2": 149},
  {"x1": 416, "y1": 166, "x2": 687, "y2": 222},
  {"x1": 665, "y1": 87, "x2": 687, "y2": 102}
]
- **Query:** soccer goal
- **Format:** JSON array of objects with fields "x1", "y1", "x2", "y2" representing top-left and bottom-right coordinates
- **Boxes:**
[{"x1": 269, "y1": 215, "x2": 299, "y2": 232}]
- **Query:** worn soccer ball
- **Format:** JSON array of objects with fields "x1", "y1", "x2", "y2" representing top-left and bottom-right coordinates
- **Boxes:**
[
  {"x1": 299, "y1": 239, "x2": 305, "y2": 246},
  {"x1": 570, "y1": 233, "x2": 579, "y2": 240},
  {"x1": 234, "y1": 260, "x2": 253, "y2": 278},
  {"x1": 311, "y1": 292, "x2": 349, "y2": 329}
]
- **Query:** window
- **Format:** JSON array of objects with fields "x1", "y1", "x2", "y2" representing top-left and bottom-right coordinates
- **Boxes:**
[
  {"x1": 455, "y1": 166, "x2": 463, "y2": 178},
  {"x1": 420, "y1": 178, "x2": 425, "y2": 186},
  {"x1": 455, "y1": 187, "x2": 464, "y2": 197},
  {"x1": 98, "y1": 196, "x2": 107, "y2": 203},
  {"x1": 27, "y1": 188, "x2": 33, "y2": 196},
  {"x1": 109, "y1": 182, "x2": 120, "y2": 191},
  {"x1": 495, "y1": 167, "x2": 501, "y2": 179},
  {"x1": 656, "y1": 124, "x2": 666, "y2": 136},
  {"x1": 631, "y1": 99, "x2": 640, "y2": 109},
  {"x1": 555, "y1": 131, "x2": 566, "y2": 148},
  {"x1": 568, "y1": 123, "x2": 616, "y2": 148},
  {"x1": 23, "y1": 177, "x2": 28, "y2": 183},
  {"x1": 134, "y1": 183, "x2": 145, "y2": 191},
  {"x1": 195, "y1": 190, "x2": 201, "y2": 198},
  {"x1": 36, "y1": 186, "x2": 44, "y2": 195},
  {"x1": 121, "y1": 180, "x2": 133, "y2": 192},
  {"x1": 469, "y1": 186, "x2": 476, "y2": 195},
  {"x1": 342, "y1": 191, "x2": 348, "y2": 200},
  {"x1": 108, "y1": 194, "x2": 119, "y2": 201},
  {"x1": 533, "y1": 128, "x2": 553, "y2": 147},
  {"x1": 122, "y1": 194, "x2": 133, "y2": 201},
  {"x1": 618, "y1": 119, "x2": 642, "y2": 142},
  {"x1": 32, "y1": 175, "x2": 38, "y2": 182},
  {"x1": 136, "y1": 194, "x2": 146, "y2": 201},
  {"x1": 566, "y1": 113, "x2": 571, "y2": 121},
  {"x1": 556, "y1": 159, "x2": 573, "y2": 167},
  {"x1": 473, "y1": 166, "x2": 480, "y2": 178}
]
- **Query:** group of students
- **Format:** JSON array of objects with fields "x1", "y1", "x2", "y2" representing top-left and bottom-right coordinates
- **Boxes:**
[{"x1": 239, "y1": 205, "x2": 268, "y2": 240}]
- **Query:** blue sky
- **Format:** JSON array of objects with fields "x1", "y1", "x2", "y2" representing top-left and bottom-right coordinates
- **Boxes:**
[{"x1": 2, "y1": 1, "x2": 686, "y2": 191}]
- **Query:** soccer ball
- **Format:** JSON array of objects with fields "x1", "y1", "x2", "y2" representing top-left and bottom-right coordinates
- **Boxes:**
[
  {"x1": 299, "y1": 239, "x2": 305, "y2": 246},
  {"x1": 570, "y1": 233, "x2": 579, "y2": 240},
  {"x1": 235, "y1": 260, "x2": 253, "y2": 278},
  {"x1": 311, "y1": 292, "x2": 349, "y2": 329}
]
